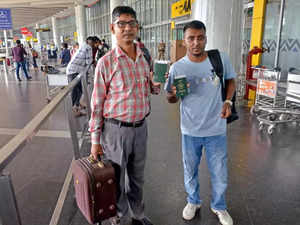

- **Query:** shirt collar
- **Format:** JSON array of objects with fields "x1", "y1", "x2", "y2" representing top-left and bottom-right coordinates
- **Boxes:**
[{"x1": 115, "y1": 44, "x2": 143, "y2": 60}]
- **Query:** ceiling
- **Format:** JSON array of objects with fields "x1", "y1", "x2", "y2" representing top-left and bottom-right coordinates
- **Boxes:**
[{"x1": 0, "y1": 0, "x2": 98, "y2": 29}]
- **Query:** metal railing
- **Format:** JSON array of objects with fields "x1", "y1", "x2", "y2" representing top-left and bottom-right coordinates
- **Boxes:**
[{"x1": 0, "y1": 65, "x2": 92, "y2": 225}]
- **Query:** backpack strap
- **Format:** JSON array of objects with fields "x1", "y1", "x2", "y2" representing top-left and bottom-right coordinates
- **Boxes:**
[{"x1": 207, "y1": 49, "x2": 226, "y2": 101}]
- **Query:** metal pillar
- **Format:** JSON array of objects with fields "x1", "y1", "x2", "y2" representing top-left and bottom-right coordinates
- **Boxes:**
[
  {"x1": 3, "y1": 30, "x2": 9, "y2": 74},
  {"x1": 51, "y1": 17, "x2": 60, "y2": 48},
  {"x1": 36, "y1": 24, "x2": 41, "y2": 51},
  {"x1": 274, "y1": 0, "x2": 285, "y2": 69},
  {"x1": 75, "y1": 4, "x2": 87, "y2": 46},
  {"x1": 64, "y1": 94, "x2": 81, "y2": 160},
  {"x1": 110, "y1": 0, "x2": 125, "y2": 48},
  {"x1": 0, "y1": 174, "x2": 22, "y2": 225},
  {"x1": 81, "y1": 72, "x2": 91, "y2": 120}
]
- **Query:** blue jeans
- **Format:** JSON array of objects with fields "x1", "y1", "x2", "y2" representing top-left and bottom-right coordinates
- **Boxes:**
[
  {"x1": 182, "y1": 134, "x2": 228, "y2": 210},
  {"x1": 16, "y1": 61, "x2": 29, "y2": 79}
]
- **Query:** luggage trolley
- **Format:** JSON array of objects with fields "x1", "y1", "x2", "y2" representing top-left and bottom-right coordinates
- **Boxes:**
[
  {"x1": 250, "y1": 68, "x2": 286, "y2": 115},
  {"x1": 44, "y1": 66, "x2": 68, "y2": 102},
  {"x1": 256, "y1": 69, "x2": 300, "y2": 134}
]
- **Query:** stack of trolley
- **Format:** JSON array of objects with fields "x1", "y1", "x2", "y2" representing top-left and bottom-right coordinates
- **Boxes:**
[
  {"x1": 44, "y1": 65, "x2": 68, "y2": 103},
  {"x1": 250, "y1": 68, "x2": 300, "y2": 134}
]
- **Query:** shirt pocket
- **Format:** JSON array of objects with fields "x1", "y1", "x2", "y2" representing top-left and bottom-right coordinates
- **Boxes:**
[{"x1": 110, "y1": 70, "x2": 133, "y2": 93}]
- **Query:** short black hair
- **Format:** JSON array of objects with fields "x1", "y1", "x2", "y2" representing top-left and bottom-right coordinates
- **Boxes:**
[
  {"x1": 93, "y1": 36, "x2": 100, "y2": 42},
  {"x1": 136, "y1": 37, "x2": 141, "y2": 42},
  {"x1": 183, "y1": 20, "x2": 206, "y2": 33},
  {"x1": 112, "y1": 6, "x2": 137, "y2": 23},
  {"x1": 86, "y1": 36, "x2": 94, "y2": 42},
  {"x1": 62, "y1": 43, "x2": 68, "y2": 49},
  {"x1": 102, "y1": 39, "x2": 106, "y2": 43},
  {"x1": 16, "y1": 40, "x2": 21, "y2": 44}
]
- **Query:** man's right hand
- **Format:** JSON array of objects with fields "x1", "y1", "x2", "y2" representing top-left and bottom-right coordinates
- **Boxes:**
[{"x1": 91, "y1": 144, "x2": 104, "y2": 160}]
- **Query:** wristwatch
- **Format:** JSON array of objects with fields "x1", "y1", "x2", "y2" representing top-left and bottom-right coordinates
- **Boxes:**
[{"x1": 224, "y1": 99, "x2": 233, "y2": 106}]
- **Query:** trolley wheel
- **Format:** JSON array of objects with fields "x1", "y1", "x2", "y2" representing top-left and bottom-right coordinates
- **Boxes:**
[
  {"x1": 267, "y1": 126, "x2": 275, "y2": 135},
  {"x1": 268, "y1": 114, "x2": 277, "y2": 121},
  {"x1": 258, "y1": 121, "x2": 264, "y2": 131}
]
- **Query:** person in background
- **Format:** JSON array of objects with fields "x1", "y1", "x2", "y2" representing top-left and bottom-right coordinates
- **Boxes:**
[
  {"x1": 48, "y1": 43, "x2": 58, "y2": 65},
  {"x1": 11, "y1": 40, "x2": 32, "y2": 81},
  {"x1": 60, "y1": 43, "x2": 71, "y2": 66},
  {"x1": 101, "y1": 38, "x2": 110, "y2": 50},
  {"x1": 29, "y1": 43, "x2": 39, "y2": 72},
  {"x1": 21, "y1": 44, "x2": 30, "y2": 72},
  {"x1": 71, "y1": 42, "x2": 79, "y2": 58},
  {"x1": 90, "y1": 36, "x2": 101, "y2": 66},
  {"x1": 95, "y1": 39, "x2": 108, "y2": 62},
  {"x1": 66, "y1": 36, "x2": 95, "y2": 117}
]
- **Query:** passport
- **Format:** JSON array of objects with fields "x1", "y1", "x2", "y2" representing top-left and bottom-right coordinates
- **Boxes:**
[
  {"x1": 154, "y1": 60, "x2": 170, "y2": 83},
  {"x1": 174, "y1": 75, "x2": 188, "y2": 98}
]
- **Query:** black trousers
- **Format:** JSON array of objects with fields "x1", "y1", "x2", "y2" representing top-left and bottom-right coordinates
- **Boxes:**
[{"x1": 69, "y1": 73, "x2": 82, "y2": 107}]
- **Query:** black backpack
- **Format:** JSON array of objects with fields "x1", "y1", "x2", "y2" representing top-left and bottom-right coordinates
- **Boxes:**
[{"x1": 207, "y1": 49, "x2": 239, "y2": 124}]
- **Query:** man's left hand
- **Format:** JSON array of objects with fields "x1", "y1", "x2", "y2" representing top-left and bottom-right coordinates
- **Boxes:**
[
  {"x1": 221, "y1": 102, "x2": 232, "y2": 118},
  {"x1": 150, "y1": 71, "x2": 161, "y2": 95}
]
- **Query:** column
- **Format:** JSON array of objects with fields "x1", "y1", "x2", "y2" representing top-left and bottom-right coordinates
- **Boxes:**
[
  {"x1": 4, "y1": 30, "x2": 9, "y2": 58},
  {"x1": 75, "y1": 4, "x2": 87, "y2": 46},
  {"x1": 110, "y1": 0, "x2": 125, "y2": 48},
  {"x1": 51, "y1": 17, "x2": 60, "y2": 48},
  {"x1": 3, "y1": 30, "x2": 9, "y2": 73},
  {"x1": 192, "y1": 0, "x2": 243, "y2": 73},
  {"x1": 36, "y1": 24, "x2": 41, "y2": 51},
  {"x1": 250, "y1": 0, "x2": 267, "y2": 66}
]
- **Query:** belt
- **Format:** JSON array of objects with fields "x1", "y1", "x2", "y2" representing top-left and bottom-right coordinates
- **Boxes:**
[{"x1": 104, "y1": 118, "x2": 145, "y2": 128}]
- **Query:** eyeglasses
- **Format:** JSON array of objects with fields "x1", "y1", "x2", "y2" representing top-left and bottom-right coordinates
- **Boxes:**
[{"x1": 114, "y1": 20, "x2": 138, "y2": 28}]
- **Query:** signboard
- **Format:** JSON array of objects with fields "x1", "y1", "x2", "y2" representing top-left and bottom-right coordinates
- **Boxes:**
[
  {"x1": 36, "y1": 28, "x2": 50, "y2": 32},
  {"x1": 171, "y1": 0, "x2": 195, "y2": 19},
  {"x1": 26, "y1": 32, "x2": 33, "y2": 37},
  {"x1": 0, "y1": 8, "x2": 13, "y2": 30},
  {"x1": 257, "y1": 80, "x2": 277, "y2": 98},
  {"x1": 20, "y1": 27, "x2": 29, "y2": 34}
]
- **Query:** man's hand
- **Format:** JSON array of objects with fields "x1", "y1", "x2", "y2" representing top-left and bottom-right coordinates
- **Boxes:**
[
  {"x1": 150, "y1": 71, "x2": 161, "y2": 95},
  {"x1": 91, "y1": 144, "x2": 104, "y2": 160},
  {"x1": 221, "y1": 102, "x2": 232, "y2": 118}
]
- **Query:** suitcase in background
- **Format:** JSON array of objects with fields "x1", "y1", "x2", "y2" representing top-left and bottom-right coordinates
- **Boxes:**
[{"x1": 72, "y1": 155, "x2": 117, "y2": 224}]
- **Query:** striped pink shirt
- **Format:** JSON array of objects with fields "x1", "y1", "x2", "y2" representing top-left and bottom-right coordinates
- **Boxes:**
[{"x1": 89, "y1": 45, "x2": 152, "y2": 144}]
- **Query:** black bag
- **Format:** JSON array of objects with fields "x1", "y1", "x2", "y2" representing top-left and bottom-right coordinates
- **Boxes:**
[{"x1": 207, "y1": 49, "x2": 239, "y2": 124}]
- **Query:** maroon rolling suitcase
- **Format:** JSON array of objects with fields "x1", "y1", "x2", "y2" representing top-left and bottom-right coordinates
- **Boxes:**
[{"x1": 72, "y1": 155, "x2": 117, "y2": 224}]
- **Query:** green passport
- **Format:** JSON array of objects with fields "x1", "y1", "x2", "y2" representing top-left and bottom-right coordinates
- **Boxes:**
[
  {"x1": 154, "y1": 60, "x2": 169, "y2": 83},
  {"x1": 174, "y1": 75, "x2": 188, "y2": 98}
]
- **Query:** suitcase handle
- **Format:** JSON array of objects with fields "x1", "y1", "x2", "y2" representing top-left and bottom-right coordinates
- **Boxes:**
[{"x1": 88, "y1": 155, "x2": 105, "y2": 168}]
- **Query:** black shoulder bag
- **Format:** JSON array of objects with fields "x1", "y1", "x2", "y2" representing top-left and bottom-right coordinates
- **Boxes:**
[{"x1": 207, "y1": 49, "x2": 239, "y2": 124}]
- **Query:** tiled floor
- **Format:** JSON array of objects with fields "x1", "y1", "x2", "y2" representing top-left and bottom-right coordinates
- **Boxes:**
[{"x1": 1, "y1": 68, "x2": 300, "y2": 225}]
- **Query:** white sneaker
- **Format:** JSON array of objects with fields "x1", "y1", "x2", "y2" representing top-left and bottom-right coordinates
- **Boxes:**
[
  {"x1": 211, "y1": 208, "x2": 233, "y2": 225},
  {"x1": 182, "y1": 203, "x2": 201, "y2": 220}
]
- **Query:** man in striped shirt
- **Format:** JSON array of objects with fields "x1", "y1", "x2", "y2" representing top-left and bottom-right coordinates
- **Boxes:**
[
  {"x1": 67, "y1": 36, "x2": 95, "y2": 116},
  {"x1": 89, "y1": 6, "x2": 160, "y2": 225}
]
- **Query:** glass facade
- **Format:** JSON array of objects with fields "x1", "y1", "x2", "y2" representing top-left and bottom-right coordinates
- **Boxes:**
[
  {"x1": 86, "y1": 0, "x2": 111, "y2": 46},
  {"x1": 56, "y1": 15, "x2": 76, "y2": 44},
  {"x1": 277, "y1": 0, "x2": 300, "y2": 72},
  {"x1": 261, "y1": 0, "x2": 300, "y2": 72},
  {"x1": 85, "y1": 0, "x2": 183, "y2": 59}
]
